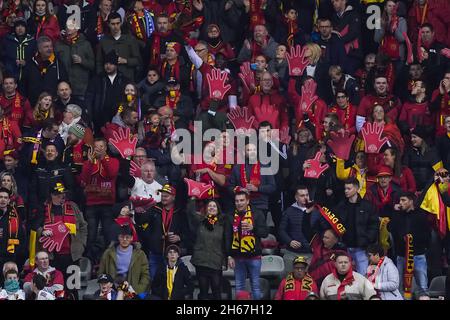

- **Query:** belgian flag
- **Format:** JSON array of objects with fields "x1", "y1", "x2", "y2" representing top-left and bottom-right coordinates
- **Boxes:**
[{"x1": 418, "y1": 181, "x2": 450, "y2": 239}]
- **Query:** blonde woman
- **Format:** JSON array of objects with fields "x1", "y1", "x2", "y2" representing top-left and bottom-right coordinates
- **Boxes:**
[
  {"x1": 25, "y1": 92, "x2": 61, "y2": 130},
  {"x1": 0, "y1": 171, "x2": 25, "y2": 221}
]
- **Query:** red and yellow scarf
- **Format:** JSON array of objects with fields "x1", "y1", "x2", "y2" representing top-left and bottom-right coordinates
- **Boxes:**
[
  {"x1": 283, "y1": 273, "x2": 314, "y2": 300},
  {"x1": 44, "y1": 202, "x2": 77, "y2": 234},
  {"x1": 64, "y1": 31, "x2": 80, "y2": 45},
  {"x1": 403, "y1": 234, "x2": 414, "y2": 300},
  {"x1": 161, "y1": 206, "x2": 175, "y2": 235},
  {"x1": 34, "y1": 52, "x2": 56, "y2": 75},
  {"x1": 283, "y1": 17, "x2": 298, "y2": 48},
  {"x1": 150, "y1": 30, "x2": 171, "y2": 66},
  {"x1": 232, "y1": 205, "x2": 256, "y2": 253},
  {"x1": 131, "y1": 12, "x2": 145, "y2": 40},
  {"x1": 5, "y1": 207, "x2": 20, "y2": 254}
]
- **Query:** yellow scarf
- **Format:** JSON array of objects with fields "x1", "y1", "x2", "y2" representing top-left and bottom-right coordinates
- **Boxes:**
[{"x1": 166, "y1": 266, "x2": 177, "y2": 300}]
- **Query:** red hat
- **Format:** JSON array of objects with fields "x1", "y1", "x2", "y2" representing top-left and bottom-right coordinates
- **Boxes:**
[
  {"x1": 158, "y1": 184, "x2": 176, "y2": 196},
  {"x1": 377, "y1": 165, "x2": 393, "y2": 177},
  {"x1": 166, "y1": 42, "x2": 181, "y2": 55}
]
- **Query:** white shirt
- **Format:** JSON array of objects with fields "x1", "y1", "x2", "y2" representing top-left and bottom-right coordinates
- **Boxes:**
[
  {"x1": 108, "y1": 73, "x2": 117, "y2": 84},
  {"x1": 131, "y1": 178, "x2": 162, "y2": 202}
]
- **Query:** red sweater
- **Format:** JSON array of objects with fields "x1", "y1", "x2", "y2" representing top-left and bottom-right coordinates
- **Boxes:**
[
  {"x1": 0, "y1": 118, "x2": 21, "y2": 159},
  {"x1": 399, "y1": 101, "x2": 432, "y2": 129},
  {"x1": 0, "y1": 93, "x2": 33, "y2": 127},
  {"x1": 247, "y1": 91, "x2": 288, "y2": 130},
  {"x1": 80, "y1": 156, "x2": 119, "y2": 206},
  {"x1": 357, "y1": 94, "x2": 401, "y2": 121}
]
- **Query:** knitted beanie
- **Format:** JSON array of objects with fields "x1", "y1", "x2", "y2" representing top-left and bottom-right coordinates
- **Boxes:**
[{"x1": 68, "y1": 124, "x2": 85, "y2": 139}]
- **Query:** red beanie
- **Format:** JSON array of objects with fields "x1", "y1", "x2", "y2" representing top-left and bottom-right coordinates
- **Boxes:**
[{"x1": 166, "y1": 42, "x2": 181, "y2": 55}]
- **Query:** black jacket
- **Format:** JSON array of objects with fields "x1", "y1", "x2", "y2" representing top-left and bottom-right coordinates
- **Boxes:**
[
  {"x1": 1, "y1": 33, "x2": 36, "y2": 82},
  {"x1": 20, "y1": 55, "x2": 68, "y2": 105},
  {"x1": 403, "y1": 146, "x2": 442, "y2": 191},
  {"x1": 331, "y1": 5, "x2": 363, "y2": 60},
  {"x1": 389, "y1": 208, "x2": 431, "y2": 257},
  {"x1": 151, "y1": 259, "x2": 194, "y2": 300},
  {"x1": 436, "y1": 134, "x2": 450, "y2": 171},
  {"x1": 314, "y1": 34, "x2": 348, "y2": 74},
  {"x1": 134, "y1": 203, "x2": 187, "y2": 256},
  {"x1": 334, "y1": 196, "x2": 379, "y2": 249}
]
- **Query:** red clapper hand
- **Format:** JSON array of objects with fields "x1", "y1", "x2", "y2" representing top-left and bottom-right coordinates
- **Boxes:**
[
  {"x1": 403, "y1": 32, "x2": 414, "y2": 65},
  {"x1": 286, "y1": 44, "x2": 309, "y2": 76},
  {"x1": 238, "y1": 62, "x2": 256, "y2": 94},
  {"x1": 298, "y1": 79, "x2": 318, "y2": 114},
  {"x1": 441, "y1": 48, "x2": 450, "y2": 59},
  {"x1": 361, "y1": 122, "x2": 388, "y2": 154},
  {"x1": 39, "y1": 221, "x2": 70, "y2": 253},
  {"x1": 207, "y1": 68, "x2": 231, "y2": 101},
  {"x1": 129, "y1": 160, "x2": 142, "y2": 178},
  {"x1": 276, "y1": 127, "x2": 291, "y2": 145},
  {"x1": 227, "y1": 106, "x2": 255, "y2": 132},
  {"x1": 304, "y1": 152, "x2": 330, "y2": 179},
  {"x1": 129, "y1": 196, "x2": 156, "y2": 209},
  {"x1": 184, "y1": 178, "x2": 214, "y2": 199},
  {"x1": 255, "y1": 103, "x2": 279, "y2": 128},
  {"x1": 109, "y1": 127, "x2": 138, "y2": 159},
  {"x1": 327, "y1": 131, "x2": 356, "y2": 160}
]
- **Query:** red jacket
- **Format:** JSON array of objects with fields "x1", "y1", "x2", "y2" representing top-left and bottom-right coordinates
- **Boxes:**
[
  {"x1": 247, "y1": 91, "x2": 288, "y2": 130},
  {"x1": 357, "y1": 94, "x2": 401, "y2": 121},
  {"x1": 329, "y1": 104, "x2": 358, "y2": 135},
  {"x1": 0, "y1": 118, "x2": 21, "y2": 159},
  {"x1": 35, "y1": 15, "x2": 61, "y2": 43},
  {"x1": 80, "y1": 156, "x2": 119, "y2": 206},
  {"x1": 0, "y1": 92, "x2": 33, "y2": 127},
  {"x1": 274, "y1": 274, "x2": 318, "y2": 300},
  {"x1": 408, "y1": 0, "x2": 450, "y2": 47},
  {"x1": 399, "y1": 101, "x2": 432, "y2": 130}
]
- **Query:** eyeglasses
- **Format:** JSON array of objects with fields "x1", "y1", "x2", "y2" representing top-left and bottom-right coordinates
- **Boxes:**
[{"x1": 195, "y1": 48, "x2": 206, "y2": 53}]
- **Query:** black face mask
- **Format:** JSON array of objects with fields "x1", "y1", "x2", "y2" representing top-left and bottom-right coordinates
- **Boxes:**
[{"x1": 207, "y1": 36, "x2": 221, "y2": 47}]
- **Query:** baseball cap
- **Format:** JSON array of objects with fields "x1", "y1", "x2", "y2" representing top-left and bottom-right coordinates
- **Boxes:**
[
  {"x1": 293, "y1": 256, "x2": 309, "y2": 266},
  {"x1": 97, "y1": 274, "x2": 114, "y2": 284},
  {"x1": 376, "y1": 165, "x2": 393, "y2": 177},
  {"x1": 158, "y1": 184, "x2": 176, "y2": 196}
]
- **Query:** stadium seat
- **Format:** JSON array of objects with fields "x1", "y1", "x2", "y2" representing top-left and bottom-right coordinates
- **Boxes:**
[
  {"x1": 180, "y1": 255, "x2": 196, "y2": 276},
  {"x1": 428, "y1": 276, "x2": 446, "y2": 298},
  {"x1": 260, "y1": 255, "x2": 285, "y2": 278}
]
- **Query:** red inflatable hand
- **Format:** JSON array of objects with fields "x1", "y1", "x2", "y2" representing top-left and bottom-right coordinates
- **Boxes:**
[
  {"x1": 304, "y1": 152, "x2": 330, "y2": 179},
  {"x1": 129, "y1": 160, "x2": 142, "y2": 178},
  {"x1": 403, "y1": 32, "x2": 414, "y2": 65},
  {"x1": 276, "y1": 127, "x2": 291, "y2": 145},
  {"x1": 361, "y1": 122, "x2": 388, "y2": 154},
  {"x1": 109, "y1": 127, "x2": 138, "y2": 159},
  {"x1": 227, "y1": 106, "x2": 255, "y2": 132},
  {"x1": 286, "y1": 44, "x2": 309, "y2": 76},
  {"x1": 298, "y1": 79, "x2": 318, "y2": 114},
  {"x1": 129, "y1": 196, "x2": 156, "y2": 209},
  {"x1": 39, "y1": 221, "x2": 70, "y2": 253},
  {"x1": 184, "y1": 178, "x2": 214, "y2": 199},
  {"x1": 238, "y1": 62, "x2": 256, "y2": 94},
  {"x1": 327, "y1": 131, "x2": 356, "y2": 160},
  {"x1": 256, "y1": 103, "x2": 279, "y2": 128},
  {"x1": 207, "y1": 68, "x2": 231, "y2": 101},
  {"x1": 441, "y1": 48, "x2": 450, "y2": 59}
]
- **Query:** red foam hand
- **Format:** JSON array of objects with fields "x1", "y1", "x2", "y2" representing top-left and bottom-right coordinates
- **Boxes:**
[
  {"x1": 304, "y1": 152, "x2": 329, "y2": 179},
  {"x1": 184, "y1": 178, "x2": 214, "y2": 199},
  {"x1": 38, "y1": 221, "x2": 70, "y2": 253},
  {"x1": 286, "y1": 44, "x2": 309, "y2": 76},
  {"x1": 207, "y1": 68, "x2": 231, "y2": 101},
  {"x1": 227, "y1": 106, "x2": 255, "y2": 132},
  {"x1": 129, "y1": 196, "x2": 156, "y2": 209},
  {"x1": 361, "y1": 122, "x2": 388, "y2": 154},
  {"x1": 417, "y1": 28, "x2": 424, "y2": 63},
  {"x1": 403, "y1": 32, "x2": 414, "y2": 65},
  {"x1": 238, "y1": 62, "x2": 256, "y2": 94},
  {"x1": 277, "y1": 127, "x2": 291, "y2": 145},
  {"x1": 327, "y1": 131, "x2": 356, "y2": 160},
  {"x1": 101, "y1": 122, "x2": 117, "y2": 142},
  {"x1": 109, "y1": 127, "x2": 138, "y2": 159},
  {"x1": 441, "y1": 48, "x2": 450, "y2": 59},
  {"x1": 298, "y1": 79, "x2": 318, "y2": 114},
  {"x1": 255, "y1": 103, "x2": 279, "y2": 127},
  {"x1": 129, "y1": 160, "x2": 142, "y2": 178}
]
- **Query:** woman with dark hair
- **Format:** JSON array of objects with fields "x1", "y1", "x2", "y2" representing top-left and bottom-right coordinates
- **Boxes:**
[
  {"x1": 187, "y1": 198, "x2": 231, "y2": 300},
  {"x1": 112, "y1": 83, "x2": 142, "y2": 122},
  {"x1": 383, "y1": 147, "x2": 416, "y2": 193},
  {"x1": 27, "y1": 0, "x2": 60, "y2": 42},
  {"x1": 138, "y1": 67, "x2": 165, "y2": 110}
]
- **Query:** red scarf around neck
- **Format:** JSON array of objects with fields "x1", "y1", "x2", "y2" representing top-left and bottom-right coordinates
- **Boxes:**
[
  {"x1": 161, "y1": 206, "x2": 175, "y2": 234},
  {"x1": 332, "y1": 264, "x2": 355, "y2": 300},
  {"x1": 377, "y1": 184, "x2": 392, "y2": 207}
]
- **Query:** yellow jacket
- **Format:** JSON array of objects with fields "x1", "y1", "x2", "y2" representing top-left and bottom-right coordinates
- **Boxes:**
[{"x1": 335, "y1": 158, "x2": 367, "y2": 197}]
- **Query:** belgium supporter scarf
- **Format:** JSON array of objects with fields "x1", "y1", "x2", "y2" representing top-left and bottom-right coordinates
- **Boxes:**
[
  {"x1": 403, "y1": 234, "x2": 414, "y2": 300},
  {"x1": 6, "y1": 207, "x2": 20, "y2": 254},
  {"x1": 64, "y1": 31, "x2": 80, "y2": 45},
  {"x1": 232, "y1": 206, "x2": 256, "y2": 254},
  {"x1": 150, "y1": 31, "x2": 171, "y2": 66},
  {"x1": 419, "y1": 181, "x2": 450, "y2": 239},
  {"x1": 332, "y1": 264, "x2": 355, "y2": 300},
  {"x1": 44, "y1": 202, "x2": 77, "y2": 234},
  {"x1": 283, "y1": 17, "x2": 298, "y2": 48},
  {"x1": 284, "y1": 273, "x2": 314, "y2": 299}
]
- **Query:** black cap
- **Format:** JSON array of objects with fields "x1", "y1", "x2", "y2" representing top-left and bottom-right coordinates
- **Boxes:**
[
  {"x1": 97, "y1": 274, "x2": 113, "y2": 283},
  {"x1": 166, "y1": 77, "x2": 178, "y2": 86},
  {"x1": 104, "y1": 51, "x2": 119, "y2": 65},
  {"x1": 118, "y1": 224, "x2": 133, "y2": 236},
  {"x1": 50, "y1": 182, "x2": 68, "y2": 195}
]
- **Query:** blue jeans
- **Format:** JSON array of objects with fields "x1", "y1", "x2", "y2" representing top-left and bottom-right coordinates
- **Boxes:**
[
  {"x1": 234, "y1": 258, "x2": 262, "y2": 300},
  {"x1": 149, "y1": 253, "x2": 164, "y2": 280},
  {"x1": 347, "y1": 247, "x2": 369, "y2": 275},
  {"x1": 397, "y1": 255, "x2": 428, "y2": 297}
]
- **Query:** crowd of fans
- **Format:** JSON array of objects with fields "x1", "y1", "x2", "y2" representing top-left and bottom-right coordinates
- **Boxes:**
[{"x1": 0, "y1": 0, "x2": 450, "y2": 300}]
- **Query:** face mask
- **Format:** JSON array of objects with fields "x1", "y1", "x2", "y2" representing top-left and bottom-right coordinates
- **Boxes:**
[
  {"x1": 4, "y1": 279, "x2": 20, "y2": 294},
  {"x1": 126, "y1": 94, "x2": 134, "y2": 102}
]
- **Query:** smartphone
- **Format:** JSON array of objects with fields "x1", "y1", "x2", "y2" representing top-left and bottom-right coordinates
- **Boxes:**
[{"x1": 250, "y1": 63, "x2": 258, "y2": 71}]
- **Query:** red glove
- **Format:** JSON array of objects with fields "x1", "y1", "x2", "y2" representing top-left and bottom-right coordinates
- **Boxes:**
[
  {"x1": 327, "y1": 131, "x2": 356, "y2": 160},
  {"x1": 109, "y1": 127, "x2": 138, "y2": 159},
  {"x1": 227, "y1": 106, "x2": 255, "y2": 132},
  {"x1": 403, "y1": 32, "x2": 414, "y2": 65},
  {"x1": 361, "y1": 122, "x2": 388, "y2": 154},
  {"x1": 129, "y1": 160, "x2": 142, "y2": 178},
  {"x1": 286, "y1": 44, "x2": 309, "y2": 76},
  {"x1": 129, "y1": 196, "x2": 156, "y2": 209},
  {"x1": 207, "y1": 68, "x2": 231, "y2": 101},
  {"x1": 238, "y1": 62, "x2": 256, "y2": 94},
  {"x1": 298, "y1": 79, "x2": 318, "y2": 114},
  {"x1": 39, "y1": 221, "x2": 70, "y2": 253},
  {"x1": 441, "y1": 48, "x2": 450, "y2": 59},
  {"x1": 184, "y1": 178, "x2": 214, "y2": 199},
  {"x1": 304, "y1": 152, "x2": 330, "y2": 179},
  {"x1": 276, "y1": 127, "x2": 291, "y2": 145},
  {"x1": 255, "y1": 103, "x2": 279, "y2": 128}
]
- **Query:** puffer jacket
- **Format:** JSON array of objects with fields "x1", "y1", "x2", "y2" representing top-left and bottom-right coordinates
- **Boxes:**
[{"x1": 371, "y1": 256, "x2": 403, "y2": 300}]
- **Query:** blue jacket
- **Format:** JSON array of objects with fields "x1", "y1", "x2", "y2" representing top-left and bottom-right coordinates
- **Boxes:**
[{"x1": 1, "y1": 33, "x2": 36, "y2": 81}]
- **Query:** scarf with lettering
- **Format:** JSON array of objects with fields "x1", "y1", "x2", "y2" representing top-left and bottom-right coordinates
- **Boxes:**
[
  {"x1": 231, "y1": 205, "x2": 256, "y2": 254},
  {"x1": 403, "y1": 233, "x2": 414, "y2": 300},
  {"x1": 1, "y1": 118, "x2": 14, "y2": 149},
  {"x1": 150, "y1": 30, "x2": 171, "y2": 66},
  {"x1": 367, "y1": 257, "x2": 384, "y2": 286},
  {"x1": 4, "y1": 207, "x2": 20, "y2": 254},
  {"x1": 165, "y1": 90, "x2": 181, "y2": 110},
  {"x1": 130, "y1": 9, "x2": 154, "y2": 41},
  {"x1": 283, "y1": 273, "x2": 314, "y2": 299},
  {"x1": 249, "y1": 0, "x2": 265, "y2": 31},
  {"x1": 332, "y1": 263, "x2": 355, "y2": 300},
  {"x1": 283, "y1": 17, "x2": 298, "y2": 48},
  {"x1": 161, "y1": 59, "x2": 180, "y2": 84}
]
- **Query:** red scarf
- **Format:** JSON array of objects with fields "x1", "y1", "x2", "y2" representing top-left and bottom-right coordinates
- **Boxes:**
[
  {"x1": 332, "y1": 264, "x2": 355, "y2": 300},
  {"x1": 161, "y1": 206, "x2": 175, "y2": 234},
  {"x1": 34, "y1": 52, "x2": 56, "y2": 75},
  {"x1": 403, "y1": 234, "x2": 414, "y2": 299},
  {"x1": 249, "y1": 0, "x2": 265, "y2": 30},
  {"x1": 44, "y1": 202, "x2": 77, "y2": 234},
  {"x1": 130, "y1": 12, "x2": 145, "y2": 40},
  {"x1": 330, "y1": 104, "x2": 352, "y2": 131},
  {"x1": 150, "y1": 30, "x2": 171, "y2": 66},
  {"x1": 250, "y1": 38, "x2": 266, "y2": 62},
  {"x1": 165, "y1": 90, "x2": 181, "y2": 110},
  {"x1": 377, "y1": 184, "x2": 392, "y2": 207},
  {"x1": 367, "y1": 257, "x2": 384, "y2": 285},
  {"x1": 35, "y1": 15, "x2": 46, "y2": 39},
  {"x1": 96, "y1": 14, "x2": 106, "y2": 40},
  {"x1": 240, "y1": 163, "x2": 261, "y2": 188},
  {"x1": 0, "y1": 118, "x2": 14, "y2": 149},
  {"x1": 283, "y1": 17, "x2": 298, "y2": 48},
  {"x1": 3, "y1": 207, "x2": 20, "y2": 254},
  {"x1": 161, "y1": 59, "x2": 180, "y2": 83},
  {"x1": 415, "y1": 2, "x2": 428, "y2": 26}
]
